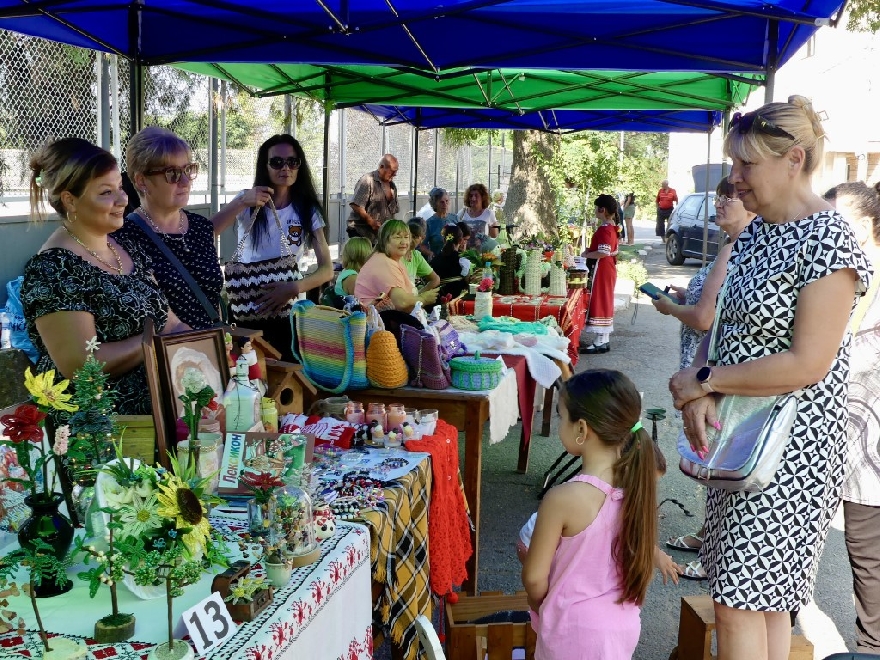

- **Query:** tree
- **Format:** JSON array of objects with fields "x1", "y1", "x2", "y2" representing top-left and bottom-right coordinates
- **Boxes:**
[
  {"x1": 617, "y1": 132, "x2": 670, "y2": 213},
  {"x1": 504, "y1": 130, "x2": 560, "y2": 237},
  {"x1": 846, "y1": 0, "x2": 880, "y2": 31}
]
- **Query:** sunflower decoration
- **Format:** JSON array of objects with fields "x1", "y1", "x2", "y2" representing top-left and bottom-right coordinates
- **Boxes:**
[{"x1": 156, "y1": 474, "x2": 211, "y2": 558}]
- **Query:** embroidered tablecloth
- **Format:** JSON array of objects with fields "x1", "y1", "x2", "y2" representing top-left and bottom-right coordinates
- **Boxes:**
[{"x1": 0, "y1": 521, "x2": 372, "y2": 660}]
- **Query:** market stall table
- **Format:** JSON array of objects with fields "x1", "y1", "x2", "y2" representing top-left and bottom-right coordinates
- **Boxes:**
[
  {"x1": 448, "y1": 288, "x2": 589, "y2": 366},
  {"x1": 340, "y1": 369, "x2": 519, "y2": 597},
  {"x1": 0, "y1": 519, "x2": 372, "y2": 659}
]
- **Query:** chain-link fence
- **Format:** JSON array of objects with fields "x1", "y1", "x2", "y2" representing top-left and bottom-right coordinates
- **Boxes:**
[{"x1": 0, "y1": 28, "x2": 511, "y2": 216}]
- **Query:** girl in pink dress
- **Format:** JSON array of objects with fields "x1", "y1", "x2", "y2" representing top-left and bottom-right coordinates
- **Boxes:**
[{"x1": 522, "y1": 369, "x2": 657, "y2": 659}]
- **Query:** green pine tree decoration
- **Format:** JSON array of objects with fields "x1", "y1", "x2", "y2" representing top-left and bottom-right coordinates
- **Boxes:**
[{"x1": 66, "y1": 338, "x2": 118, "y2": 473}]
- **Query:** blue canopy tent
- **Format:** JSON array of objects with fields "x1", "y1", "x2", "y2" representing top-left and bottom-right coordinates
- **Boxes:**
[{"x1": 356, "y1": 106, "x2": 723, "y2": 134}]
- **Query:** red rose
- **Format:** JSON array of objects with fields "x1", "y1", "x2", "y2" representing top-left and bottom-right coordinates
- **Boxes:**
[
  {"x1": 206, "y1": 397, "x2": 220, "y2": 411},
  {"x1": 0, "y1": 404, "x2": 47, "y2": 444}
]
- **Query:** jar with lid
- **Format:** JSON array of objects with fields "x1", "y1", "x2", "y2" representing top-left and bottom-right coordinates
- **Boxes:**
[
  {"x1": 366, "y1": 403, "x2": 386, "y2": 429},
  {"x1": 345, "y1": 402, "x2": 365, "y2": 425},
  {"x1": 386, "y1": 404, "x2": 406, "y2": 435}
]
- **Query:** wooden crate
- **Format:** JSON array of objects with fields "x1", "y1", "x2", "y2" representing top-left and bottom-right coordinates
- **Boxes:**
[
  {"x1": 671, "y1": 595, "x2": 813, "y2": 660},
  {"x1": 116, "y1": 415, "x2": 156, "y2": 464},
  {"x1": 446, "y1": 591, "x2": 535, "y2": 660}
]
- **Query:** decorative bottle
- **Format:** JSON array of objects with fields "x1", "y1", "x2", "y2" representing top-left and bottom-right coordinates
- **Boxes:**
[{"x1": 224, "y1": 355, "x2": 261, "y2": 433}]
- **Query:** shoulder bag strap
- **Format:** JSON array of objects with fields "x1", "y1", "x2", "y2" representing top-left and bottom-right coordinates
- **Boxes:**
[
  {"x1": 126, "y1": 212, "x2": 220, "y2": 326},
  {"x1": 230, "y1": 198, "x2": 295, "y2": 263}
]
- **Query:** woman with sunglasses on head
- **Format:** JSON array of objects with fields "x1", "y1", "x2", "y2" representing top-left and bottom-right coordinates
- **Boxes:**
[
  {"x1": 211, "y1": 134, "x2": 332, "y2": 361},
  {"x1": 669, "y1": 97, "x2": 872, "y2": 660},
  {"x1": 114, "y1": 127, "x2": 223, "y2": 330},
  {"x1": 21, "y1": 138, "x2": 188, "y2": 415}
]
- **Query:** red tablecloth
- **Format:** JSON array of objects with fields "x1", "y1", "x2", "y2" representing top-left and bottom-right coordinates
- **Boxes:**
[{"x1": 448, "y1": 288, "x2": 589, "y2": 366}]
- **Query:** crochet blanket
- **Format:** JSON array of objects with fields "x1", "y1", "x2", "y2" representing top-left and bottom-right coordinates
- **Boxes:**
[{"x1": 404, "y1": 420, "x2": 472, "y2": 596}]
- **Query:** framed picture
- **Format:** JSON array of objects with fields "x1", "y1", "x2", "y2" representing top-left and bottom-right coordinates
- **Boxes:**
[{"x1": 152, "y1": 328, "x2": 230, "y2": 460}]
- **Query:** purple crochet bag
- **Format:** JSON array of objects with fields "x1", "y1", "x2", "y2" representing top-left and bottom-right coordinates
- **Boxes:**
[
  {"x1": 401, "y1": 325, "x2": 451, "y2": 390},
  {"x1": 429, "y1": 319, "x2": 467, "y2": 360}
]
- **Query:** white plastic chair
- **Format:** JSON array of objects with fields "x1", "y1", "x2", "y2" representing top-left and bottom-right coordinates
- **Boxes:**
[{"x1": 414, "y1": 614, "x2": 446, "y2": 660}]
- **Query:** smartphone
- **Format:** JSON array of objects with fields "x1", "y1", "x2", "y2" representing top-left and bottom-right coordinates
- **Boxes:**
[{"x1": 639, "y1": 282, "x2": 676, "y2": 301}]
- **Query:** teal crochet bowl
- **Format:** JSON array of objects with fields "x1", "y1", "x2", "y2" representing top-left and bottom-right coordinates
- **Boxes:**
[{"x1": 450, "y1": 351, "x2": 503, "y2": 391}]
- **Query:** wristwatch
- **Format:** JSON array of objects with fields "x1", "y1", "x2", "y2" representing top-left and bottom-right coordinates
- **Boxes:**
[{"x1": 696, "y1": 366, "x2": 714, "y2": 393}]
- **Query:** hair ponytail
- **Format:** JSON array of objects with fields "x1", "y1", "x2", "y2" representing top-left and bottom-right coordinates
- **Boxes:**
[{"x1": 612, "y1": 426, "x2": 657, "y2": 606}]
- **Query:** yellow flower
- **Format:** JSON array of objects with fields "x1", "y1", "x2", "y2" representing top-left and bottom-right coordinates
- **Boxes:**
[
  {"x1": 156, "y1": 475, "x2": 210, "y2": 558},
  {"x1": 24, "y1": 368, "x2": 77, "y2": 413}
]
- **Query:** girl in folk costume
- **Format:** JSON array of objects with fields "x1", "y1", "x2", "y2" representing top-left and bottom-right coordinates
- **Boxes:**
[{"x1": 581, "y1": 195, "x2": 619, "y2": 354}]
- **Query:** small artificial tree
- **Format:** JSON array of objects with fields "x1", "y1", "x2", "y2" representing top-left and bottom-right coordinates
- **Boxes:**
[{"x1": 0, "y1": 539, "x2": 81, "y2": 658}]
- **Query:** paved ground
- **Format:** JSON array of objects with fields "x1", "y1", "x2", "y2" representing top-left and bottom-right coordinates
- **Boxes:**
[{"x1": 473, "y1": 219, "x2": 860, "y2": 659}]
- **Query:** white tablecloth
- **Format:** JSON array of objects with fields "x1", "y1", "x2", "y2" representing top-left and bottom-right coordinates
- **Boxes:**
[{"x1": 0, "y1": 521, "x2": 373, "y2": 659}]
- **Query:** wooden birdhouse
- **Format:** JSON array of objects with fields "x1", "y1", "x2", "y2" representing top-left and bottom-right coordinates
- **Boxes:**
[{"x1": 266, "y1": 359, "x2": 317, "y2": 417}]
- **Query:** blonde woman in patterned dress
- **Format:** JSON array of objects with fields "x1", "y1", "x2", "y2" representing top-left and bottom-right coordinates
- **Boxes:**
[{"x1": 669, "y1": 96, "x2": 872, "y2": 660}]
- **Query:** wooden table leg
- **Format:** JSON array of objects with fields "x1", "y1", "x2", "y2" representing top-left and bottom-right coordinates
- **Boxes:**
[
  {"x1": 460, "y1": 399, "x2": 487, "y2": 596},
  {"x1": 517, "y1": 424, "x2": 530, "y2": 474},
  {"x1": 541, "y1": 384, "x2": 555, "y2": 436}
]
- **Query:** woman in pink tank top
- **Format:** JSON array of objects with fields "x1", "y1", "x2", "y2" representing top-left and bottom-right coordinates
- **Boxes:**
[{"x1": 522, "y1": 370, "x2": 658, "y2": 659}]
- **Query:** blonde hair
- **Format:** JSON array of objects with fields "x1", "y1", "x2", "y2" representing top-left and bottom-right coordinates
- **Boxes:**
[
  {"x1": 126, "y1": 126, "x2": 192, "y2": 181},
  {"x1": 724, "y1": 95, "x2": 825, "y2": 175},
  {"x1": 29, "y1": 138, "x2": 118, "y2": 222},
  {"x1": 341, "y1": 237, "x2": 372, "y2": 271},
  {"x1": 376, "y1": 219, "x2": 410, "y2": 258}
]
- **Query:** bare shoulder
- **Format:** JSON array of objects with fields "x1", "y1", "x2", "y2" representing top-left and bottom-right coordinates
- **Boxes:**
[{"x1": 544, "y1": 479, "x2": 605, "y2": 534}]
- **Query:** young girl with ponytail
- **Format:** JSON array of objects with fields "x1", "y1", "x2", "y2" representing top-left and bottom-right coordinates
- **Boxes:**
[{"x1": 522, "y1": 369, "x2": 657, "y2": 659}]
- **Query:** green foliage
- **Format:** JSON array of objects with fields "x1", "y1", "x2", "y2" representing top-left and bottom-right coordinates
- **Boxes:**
[
  {"x1": 442, "y1": 128, "x2": 510, "y2": 148},
  {"x1": 0, "y1": 539, "x2": 73, "y2": 591},
  {"x1": 617, "y1": 132, "x2": 670, "y2": 213},
  {"x1": 846, "y1": 0, "x2": 880, "y2": 31},
  {"x1": 616, "y1": 258, "x2": 649, "y2": 289}
]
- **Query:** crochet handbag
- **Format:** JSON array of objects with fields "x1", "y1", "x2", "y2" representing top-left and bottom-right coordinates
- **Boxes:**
[
  {"x1": 290, "y1": 300, "x2": 369, "y2": 394},
  {"x1": 401, "y1": 325, "x2": 451, "y2": 390},
  {"x1": 677, "y1": 279, "x2": 799, "y2": 492},
  {"x1": 225, "y1": 198, "x2": 300, "y2": 323},
  {"x1": 429, "y1": 319, "x2": 467, "y2": 359}
]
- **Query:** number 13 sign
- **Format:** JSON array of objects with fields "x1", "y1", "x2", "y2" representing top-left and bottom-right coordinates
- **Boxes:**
[{"x1": 182, "y1": 592, "x2": 238, "y2": 654}]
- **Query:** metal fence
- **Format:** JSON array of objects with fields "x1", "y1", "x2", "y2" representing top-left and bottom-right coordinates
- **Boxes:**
[{"x1": 0, "y1": 29, "x2": 511, "y2": 214}]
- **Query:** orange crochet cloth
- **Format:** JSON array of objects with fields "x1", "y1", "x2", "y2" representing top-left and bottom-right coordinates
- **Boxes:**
[{"x1": 405, "y1": 419, "x2": 472, "y2": 596}]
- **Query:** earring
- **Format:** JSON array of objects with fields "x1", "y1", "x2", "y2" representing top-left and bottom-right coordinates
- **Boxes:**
[
  {"x1": 68, "y1": 211, "x2": 77, "y2": 224},
  {"x1": 576, "y1": 435, "x2": 585, "y2": 446}
]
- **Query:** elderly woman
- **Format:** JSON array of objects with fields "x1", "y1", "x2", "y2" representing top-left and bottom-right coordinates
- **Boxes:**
[
  {"x1": 113, "y1": 126, "x2": 223, "y2": 330},
  {"x1": 670, "y1": 96, "x2": 872, "y2": 660},
  {"x1": 459, "y1": 183, "x2": 498, "y2": 249},
  {"x1": 21, "y1": 138, "x2": 186, "y2": 415},
  {"x1": 824, "y1": 181, "x2": 880, "y2": 654},
  {"x1": 425, "y1": 187, "x2": 458, "y2": 255},
  {"x1": 355, "y1": 220, "x2": 439, "y2": 312},
  {"x1": 212, "y1": 134, "x2": 333, "y2": 361}
]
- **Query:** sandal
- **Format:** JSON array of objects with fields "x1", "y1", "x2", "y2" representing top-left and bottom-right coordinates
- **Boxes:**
[
  {"x1": 681, "y1": 560, "x2": 707, "y2": 581},
  {"x1": 666, "y1": 534, "x2": 703, "y2": 552}
]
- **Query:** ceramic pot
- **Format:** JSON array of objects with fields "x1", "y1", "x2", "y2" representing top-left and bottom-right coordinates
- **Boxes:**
[
  {"x1": 264, "y1": 561, "x2": 293, "y2": 588},
  {"x1": 474, "y1": 291, "x2": 494, "y2": 320}
]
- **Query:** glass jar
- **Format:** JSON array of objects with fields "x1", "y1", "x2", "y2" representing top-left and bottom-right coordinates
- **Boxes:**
[
  {"x1": 366, "y1": 403, "x2": 386, "y2": 429},
  {"x1": 247, "y1": 496, "x2": 276, "y2": 541},
  {"x1": 177, "y1": 434, "x2": 223, "y2": 494},
  {"x1": 386, "y1": 404, "x2": 406, "y2": 435},
  {"x1": 261, "y1": 398, "x2": 279, "y2": 433},
  {"x1": 345, "y1": 402, "x2": 365, "y2": 425}
]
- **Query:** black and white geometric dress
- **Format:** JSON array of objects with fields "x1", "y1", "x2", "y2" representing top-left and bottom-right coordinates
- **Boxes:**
[{"x1": 700, "y1": 211, "x2": 872, "y2": 611}]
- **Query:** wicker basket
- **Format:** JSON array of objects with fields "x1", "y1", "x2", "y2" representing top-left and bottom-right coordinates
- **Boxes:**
[
  {"x1": 567, "y1": 268, "x2": 588, "y2": 289},
  {"x1": 450, "y1": 351, "x2": 503, "y2": 391}
]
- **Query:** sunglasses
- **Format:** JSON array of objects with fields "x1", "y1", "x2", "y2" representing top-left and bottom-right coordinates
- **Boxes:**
[
  {"x1": 728, "y1": 112, "x2": 795, "y2": 140},
  {"x1": 268, "y1": 156, "x2": 302, "y2": 170},
  {"x1": 714, "y1": 195, "x2": 741, "y2": 207},
  {"x1": 144, "y1": 163, "x2": 199, "y2": 184}
]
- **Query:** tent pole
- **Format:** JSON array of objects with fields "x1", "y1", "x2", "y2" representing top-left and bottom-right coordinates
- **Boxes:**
[
  {"x1": 209, "y1": 78, "x2": 220, "y2": 216},
  {"x1": 765, "y1": 20, "x2": 779, "y2": 103},
  {"x1": 323, "y1": 103, "x2": 331, "y2": 232},
  {"x1": 127, "y1": 2, "x2": 143, "y2": 137},
  {"x1": 433, "y1": 129, "x2": 439, "y2": 188},
  {"x1": 110, "y1": 55, "x2": 121, "y2": 161},
  {"x1": 488, "y1": 132, "x2": 493, "y2": 192},
  {"x1": 412, "y1": 125, "x2": 419, "y2": 217},
  {"x1": 220, "y1": 80, "x2": 227, "y2": 198},
  {"x1": 701, "y1": 129, "x2": 711, "y2": 266},
  {"x1": 98, "y1": 55, "x2": 111, "y2": 149},
  {"x1": 721, "y1": 109, "x2": 731, "y2": 179}
]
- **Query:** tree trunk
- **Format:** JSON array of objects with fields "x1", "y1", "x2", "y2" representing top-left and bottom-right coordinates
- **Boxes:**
[{"x1": 504, "y1": 130, "x2": 559, "y2": 238}]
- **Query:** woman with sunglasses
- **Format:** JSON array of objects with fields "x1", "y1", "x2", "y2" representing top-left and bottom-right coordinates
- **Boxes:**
[
  {"x1": 114, "y1": 126, "x2": 223, "y2": 330},
  {"x1": 212, "y1": 134, "x2": 332, "y2": 361},
  {"x1": 669, "y1": 96, "x2": 872, "y2": 660}
]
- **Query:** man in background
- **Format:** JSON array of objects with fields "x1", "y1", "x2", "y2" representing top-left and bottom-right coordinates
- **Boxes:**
[
  {"x1": 347, "y1": 154, "x2": 400, "y2": 244},
  {"x1": 655, "y1": 179, "x2": 678, "y2": 241}
]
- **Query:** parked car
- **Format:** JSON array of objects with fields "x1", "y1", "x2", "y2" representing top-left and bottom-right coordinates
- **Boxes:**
[{"x1": 665, "y1": 192, "x2": 722, "y2": 265}]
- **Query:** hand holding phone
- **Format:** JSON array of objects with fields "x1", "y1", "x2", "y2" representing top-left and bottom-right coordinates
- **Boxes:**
[{"x1": 639, "y1": 282, "x2": 676, "y2": 301}]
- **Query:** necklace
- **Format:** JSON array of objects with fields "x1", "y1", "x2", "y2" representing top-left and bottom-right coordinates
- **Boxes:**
[
  {"x1": 138, "y1": 206, "x2": 188, "y2": 252},
  {"x1": 63, "y1": 225, "x2": 123, "y2": 275}
]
